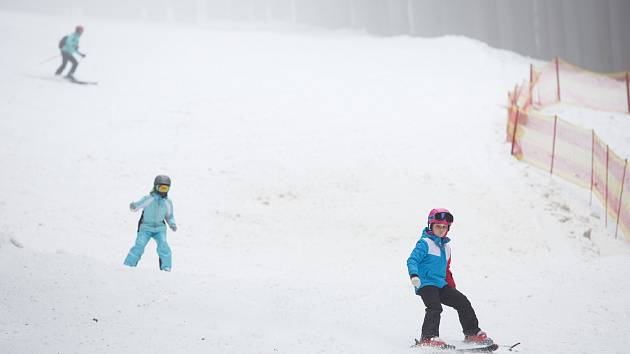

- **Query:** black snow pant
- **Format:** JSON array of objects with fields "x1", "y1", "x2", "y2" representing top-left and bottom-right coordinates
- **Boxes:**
[
  {"x1": 418, "y1": 285, "x2": 481, "y2": 340},
  {"x1": 55, "y1": 51, "x2": 78, "y2": 76}
]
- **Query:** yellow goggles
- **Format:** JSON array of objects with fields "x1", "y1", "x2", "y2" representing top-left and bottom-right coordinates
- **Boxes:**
[{"x1": 157, "y1": 184, "x2": 170, "y2": 193}]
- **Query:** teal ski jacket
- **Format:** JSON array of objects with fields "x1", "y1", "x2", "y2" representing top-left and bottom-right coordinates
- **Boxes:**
[
  {"x1": 130, "y1": 192, "x2": 177, "y2": 232},
  {"x1": 61, "y1": 32, "x2": 81, "y2": 55}
]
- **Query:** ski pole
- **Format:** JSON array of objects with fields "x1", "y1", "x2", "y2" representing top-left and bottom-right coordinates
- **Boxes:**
[{"x1": 39, "y1": 54, "x2": 59, "y2": 64}]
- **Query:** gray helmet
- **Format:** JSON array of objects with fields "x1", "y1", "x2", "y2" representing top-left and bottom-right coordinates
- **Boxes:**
[{"x1": 154, "y1": 175, "x2": 171, "y2": 187}]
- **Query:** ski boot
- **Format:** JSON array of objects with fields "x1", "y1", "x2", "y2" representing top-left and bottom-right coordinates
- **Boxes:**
[
  {"x1": 464, "y1": 330, "x2": 494, "y2": 345},
  {"x1": 417, "y1": 337, "x2": 455, "y2": 349}
]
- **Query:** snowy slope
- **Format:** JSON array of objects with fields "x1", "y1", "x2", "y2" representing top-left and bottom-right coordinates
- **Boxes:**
[{"x1": 1, "y1": 10, "x2": 630, "y2": 354}]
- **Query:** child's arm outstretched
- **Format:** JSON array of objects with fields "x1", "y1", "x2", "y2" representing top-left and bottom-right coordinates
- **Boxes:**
[{"x1": 129, "y1": 195, "x2": 152, "y2": 212}]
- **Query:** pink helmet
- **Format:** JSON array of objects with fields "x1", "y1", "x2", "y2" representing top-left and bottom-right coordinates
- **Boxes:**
[{"x1": 427, "y1": 208, "x2": 453, "y2": 232}]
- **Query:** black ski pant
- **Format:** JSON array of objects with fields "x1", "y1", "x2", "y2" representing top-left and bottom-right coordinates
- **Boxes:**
[
  {"x1": 55, "y1": 51, "x2": 78, "y2": 76},
  {"x1": 418, "y1": 285, "x2": 480, "y2": 340}
]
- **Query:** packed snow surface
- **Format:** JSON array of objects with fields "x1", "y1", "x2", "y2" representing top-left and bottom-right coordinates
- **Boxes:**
[{"x1": 1, "y1": 10, "x2": 630, "y2": 354}]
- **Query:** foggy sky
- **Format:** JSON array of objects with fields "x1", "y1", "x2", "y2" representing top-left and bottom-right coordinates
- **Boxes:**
[{"x1": 1, "y1": 0, "x2": 628, "y2": 72}]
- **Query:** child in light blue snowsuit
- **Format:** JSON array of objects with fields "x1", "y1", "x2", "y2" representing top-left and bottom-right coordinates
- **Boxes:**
[{"x1": 124, "y1": 175, "x2": 177, "y2": 271}]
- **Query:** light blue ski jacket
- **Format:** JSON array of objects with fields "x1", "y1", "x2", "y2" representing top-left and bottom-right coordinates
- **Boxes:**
[
  {"x1": 61, "y1": 32, "x2": 81, "y2": 54},
  {"x1": 130, "y1": 192, "x2": 177, "y2": 232},
  {"x1": 406, "y1": 227, "x2": 455, "y2": 291}
]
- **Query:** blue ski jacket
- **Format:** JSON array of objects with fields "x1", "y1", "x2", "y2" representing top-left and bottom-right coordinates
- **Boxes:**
[
  {"x1": 61, "y1": 32, "x2": 81, "y2": 55},
  {"x1": 406, "y1": 227, "x2": 456, "y2": 292},
  {"x1": 130, "y1": 192, "x2": 177, "y2": 232}
]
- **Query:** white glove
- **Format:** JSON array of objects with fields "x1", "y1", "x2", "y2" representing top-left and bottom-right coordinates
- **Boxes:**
[
  {"x1": 410, "y1": 276, "x2": 420, "y2": 288},
  {"x1": 170, "y1": 224, "x2": 177, "y2": 232}
]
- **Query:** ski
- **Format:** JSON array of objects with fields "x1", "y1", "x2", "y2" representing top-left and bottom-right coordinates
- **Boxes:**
[
  {"x1": 22, "y1": 74, "x2": 98, "y2": 85},
  {"x1": 455, "y1": 344, "x2": 498, "y2": 352},
  {"x1": 503, "y1": 342, "x2": 521, "y2": 351},
  {"x1": 411, "y1": 339, "x2": 498, "y2": 352},
  {"x1": 65, "y1": 76, "x2": 98, "y2": 85}
]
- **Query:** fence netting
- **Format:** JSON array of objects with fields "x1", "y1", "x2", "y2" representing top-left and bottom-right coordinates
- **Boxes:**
[{"x1": 507, "y1": 58, "x2": 630, "y2": 241}]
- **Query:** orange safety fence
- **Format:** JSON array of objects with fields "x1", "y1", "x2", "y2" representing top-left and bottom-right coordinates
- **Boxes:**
[
  {"x1": 507, "y1": 58, "x2": 630, "y2": 242},
  {"x1": 530, "y1": 58, "x2": 630, "y2": 114}
]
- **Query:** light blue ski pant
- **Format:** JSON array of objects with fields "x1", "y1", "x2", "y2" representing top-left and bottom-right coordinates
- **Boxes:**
[{"x1": 124, "y1": 228, "x2": 171, "y2": 270}]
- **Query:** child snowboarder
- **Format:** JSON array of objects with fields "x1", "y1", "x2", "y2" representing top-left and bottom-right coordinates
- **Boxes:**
[
  {"x1": 55, "y1": 25, "x2": 86, "y2": 80},
  {"x1": 124, "y1": 175, "x2": 177, "y2": 272},
  {"x1": 407, "y1": 208, "x2": 493, "y2": 348}
]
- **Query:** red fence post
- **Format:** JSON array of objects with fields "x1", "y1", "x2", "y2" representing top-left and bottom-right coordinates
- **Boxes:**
[
  {"x1": 555, "y1": 57, "x2": 561, "y2": 103},
  {"x1": 626, "y1": 72, "x2": 629, "y2": 114},
  {"x1": 615, "y1": 159, "x2": 628, "y2": 239},
  {"x1": 606, "y1": 145, "x2": 610, "y2": 226},
  {"x1": 550, "y1": 115, "x2": 558, "y2": 175},
  {"x1": 511, "y1": 108, "x2": 520, "y2": 156},
  {"x1": 590, "y1": 130, "x2": 595, "y2": 206}
]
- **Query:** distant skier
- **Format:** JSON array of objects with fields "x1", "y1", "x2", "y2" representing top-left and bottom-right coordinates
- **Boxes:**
[
  {"x1": 55, "y1": 25, "x2": 86, "y2": 80},
  {"x1": 124, "y1": 175, "x2": 177, "y2": 272},
  {"x1": 407, "y1": 208, "x2": 493, "y2": 348}
]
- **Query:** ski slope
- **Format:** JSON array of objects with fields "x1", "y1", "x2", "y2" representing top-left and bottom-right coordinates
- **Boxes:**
[{"x1": 1, "y1": 10, "x2": 630, "y2": 354}]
